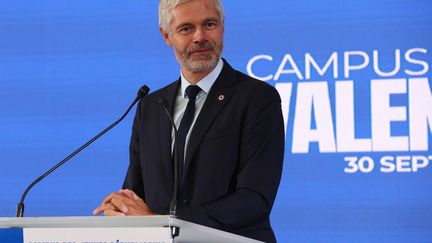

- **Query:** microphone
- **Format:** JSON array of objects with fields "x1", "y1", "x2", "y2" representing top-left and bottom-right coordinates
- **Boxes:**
[
  {"x1": 16, "y1": 85, "x2": 150, "y2": 217},
  {"x1": 158, "y1": 96, "x2": 179, "y2": 217}
]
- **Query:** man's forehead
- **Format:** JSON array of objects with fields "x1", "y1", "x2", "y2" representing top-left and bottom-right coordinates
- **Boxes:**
[{"x1": 170, "y1": 0, "x2": 221, "y2": 25}]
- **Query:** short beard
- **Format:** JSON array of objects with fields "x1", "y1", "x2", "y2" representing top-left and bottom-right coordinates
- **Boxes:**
[{"x1": 176, "y1": 42, "x2": 222, "y2": 73}]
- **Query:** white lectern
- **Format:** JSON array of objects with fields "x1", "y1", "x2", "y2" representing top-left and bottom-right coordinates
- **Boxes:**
[{"x1": 0, "y1": 216, "x2": 263, "y2": 243}]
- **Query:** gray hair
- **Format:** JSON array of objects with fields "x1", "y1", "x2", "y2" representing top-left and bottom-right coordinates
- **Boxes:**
[{"x1": 159, "y1": 0, "x2": 225, "y2": 33}]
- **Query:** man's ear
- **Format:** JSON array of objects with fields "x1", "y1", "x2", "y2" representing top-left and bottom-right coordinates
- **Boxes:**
[{"x1": 160, "y1": 27, "x2": 172, "y2": 46}]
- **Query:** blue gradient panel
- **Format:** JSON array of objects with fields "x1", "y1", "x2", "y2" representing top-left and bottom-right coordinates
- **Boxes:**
[
  {"x1": 0, "y1": 229, "x2": 23, "y2": 243},
  {"x1": 0, "y1": 1, "x2": 431, "y2": 242}
]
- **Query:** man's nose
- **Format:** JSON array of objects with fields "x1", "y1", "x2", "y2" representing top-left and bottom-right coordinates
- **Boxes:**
[{"x1": 193, "y1": 27, "x2": 207, "y2": 43}]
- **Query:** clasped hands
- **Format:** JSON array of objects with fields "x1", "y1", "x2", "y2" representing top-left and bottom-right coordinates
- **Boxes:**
[{"x1": 93, "y1": 189, "x2": 158, "y2": 216}]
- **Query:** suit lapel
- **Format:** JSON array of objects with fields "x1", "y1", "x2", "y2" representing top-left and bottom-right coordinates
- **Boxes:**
[
  {"x1": 183, "y1": 61, "x2": 237, "y2": 179},
  {"x1": 158, "y1": 80, "x2": 180, "y2": 189}
]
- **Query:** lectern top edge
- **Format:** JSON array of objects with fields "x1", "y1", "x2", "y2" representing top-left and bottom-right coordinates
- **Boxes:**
[{"x1": 0, "y1": 215, "x2": 172, "y2": 229}]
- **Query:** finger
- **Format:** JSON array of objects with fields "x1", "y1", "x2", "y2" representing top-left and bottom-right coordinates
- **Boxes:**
[
  {"x1": 103, "y1": 209, "x2": 126, "y2": 217},
  {"x1": 92, "y1": 207, "x2": 101, "y2": 215},
  {"x1": 100, "y1": 192, "x2": 121, "y2": 205},
  {"x1": 119, "y1": 189, "x2": 134, "y2": 198},
  {"x1": 110, "y1": 196, "x2": 129, "y2": 214},
  {"x1": 93, "y1": 203, "x2": 117, "y2": 215},
  {"x1": 93, "y1": 192, "x2": 121, "y2": 215},
  {"x1": 120, "y1": 189, "x2": 142, "y2": 201}
]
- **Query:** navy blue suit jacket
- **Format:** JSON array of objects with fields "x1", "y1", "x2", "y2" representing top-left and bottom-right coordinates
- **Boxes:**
[{"x1": 123, "y1": 60, "x2": 284, "y2": 242}]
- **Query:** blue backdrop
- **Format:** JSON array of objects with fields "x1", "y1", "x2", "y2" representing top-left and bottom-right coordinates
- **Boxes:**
[{"x1": 1, "y1": 1, "x2": 431, "y2": 242}]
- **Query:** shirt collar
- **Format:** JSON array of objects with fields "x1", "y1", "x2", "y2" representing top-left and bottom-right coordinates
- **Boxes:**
[{"x1": 180, "y1": 58, "x2": 224, "y2": 97}]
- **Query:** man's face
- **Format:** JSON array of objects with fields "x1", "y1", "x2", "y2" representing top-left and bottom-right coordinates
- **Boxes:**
[{"x1": 161, "y1": 0, "x2": 224, "y2": 74}]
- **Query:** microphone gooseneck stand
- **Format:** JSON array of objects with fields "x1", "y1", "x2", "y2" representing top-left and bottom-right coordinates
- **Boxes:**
[{"x1": 16, "y1": 85, "x2": 150, "y2": 217}]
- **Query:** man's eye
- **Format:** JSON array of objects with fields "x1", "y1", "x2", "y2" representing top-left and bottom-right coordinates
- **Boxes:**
[
  {"x1": 206, "y1": 22, "x2": 217, "y2": 29},
  {"x1": 179, "y1": 27, "x2": 191, "y2": 33}
]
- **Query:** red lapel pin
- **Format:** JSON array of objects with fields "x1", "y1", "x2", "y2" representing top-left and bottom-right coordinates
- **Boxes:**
[{"x1": 218, "y1": 95, "x2": 225, "y2": 101}]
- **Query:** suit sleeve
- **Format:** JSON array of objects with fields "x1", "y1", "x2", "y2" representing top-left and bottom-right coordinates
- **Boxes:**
[
  {"x1": 177, "y1": 83, "x2": 285, "y2": 231},
  {"x1": 122, "y1": 101, "x2": 146, "y2": 200}
]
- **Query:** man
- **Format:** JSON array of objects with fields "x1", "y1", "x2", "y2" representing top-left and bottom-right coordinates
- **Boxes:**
[{"x1": 93, "y1": 0, "x2": 284, "y2": 242}]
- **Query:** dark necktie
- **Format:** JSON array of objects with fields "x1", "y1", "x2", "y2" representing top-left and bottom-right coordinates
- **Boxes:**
[{"x1": 177, "y1": 85, "x2": 201, "y2": 182}]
